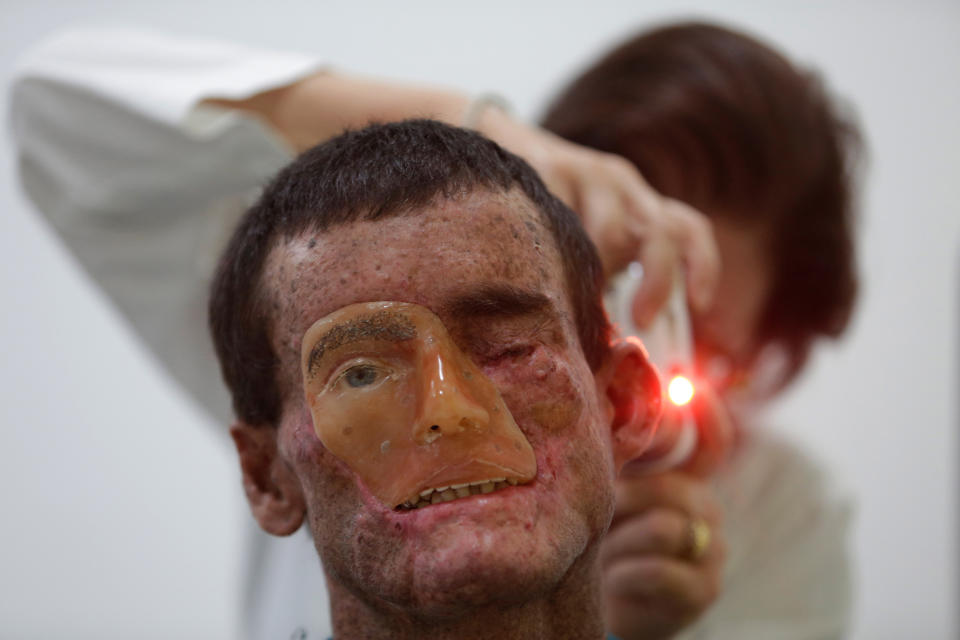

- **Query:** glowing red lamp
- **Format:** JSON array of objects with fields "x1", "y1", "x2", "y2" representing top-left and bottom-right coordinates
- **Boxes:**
[{"x1": 667, "y1": 374, "x2": 695, "y2": 407}]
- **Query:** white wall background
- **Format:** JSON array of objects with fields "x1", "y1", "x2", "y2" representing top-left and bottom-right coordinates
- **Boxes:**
[{"x1": 0, "y1": 1, "x2": 956, "y2": 638}]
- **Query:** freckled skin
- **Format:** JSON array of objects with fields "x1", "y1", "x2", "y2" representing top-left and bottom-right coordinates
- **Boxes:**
[{"x1": 261, "y1": 189, "x2": 616, "y2": 638}]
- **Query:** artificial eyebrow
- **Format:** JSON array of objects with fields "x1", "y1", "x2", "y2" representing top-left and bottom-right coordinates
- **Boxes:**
[
  {"x1": 441, "y1": 284, "x2": 554, "y2": 322},
  {"x1": 307, "y1": 310, "x2": 416, "y2": 377}
]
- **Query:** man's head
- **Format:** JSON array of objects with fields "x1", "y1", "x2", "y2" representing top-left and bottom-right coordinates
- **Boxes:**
[
  {"x1": 209, "y1": 120, "x2": 659, "y2": 625},
  {"x1": 542, "y1": 22, "x2": 862, "y2": 391}
]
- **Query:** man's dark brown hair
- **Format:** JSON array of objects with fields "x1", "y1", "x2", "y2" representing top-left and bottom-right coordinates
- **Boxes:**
[
  {"x1": 209, "y1": 119, "x2": 610, "y2": 427},
  {"x1": 542, "y1": 21, "x2": 862, "y2": 380}
]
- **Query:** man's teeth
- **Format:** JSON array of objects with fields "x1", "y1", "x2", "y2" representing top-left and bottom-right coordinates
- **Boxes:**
[{"x1": 398, "y1": 477, "x2": 519, "y2": 510}]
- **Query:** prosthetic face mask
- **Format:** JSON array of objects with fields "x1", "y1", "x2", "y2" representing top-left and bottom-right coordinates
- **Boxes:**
[{"x1": 301, "y1": 301, "x2": 537, "y2": 510}]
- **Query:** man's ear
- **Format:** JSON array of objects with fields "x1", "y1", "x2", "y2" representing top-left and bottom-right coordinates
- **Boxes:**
[
  {"x1": 230, "y1": 423, "x2": 306, "y2": 536},
  {"x1": 597, "y1": 337, "x2": 662, "y2": 472}
]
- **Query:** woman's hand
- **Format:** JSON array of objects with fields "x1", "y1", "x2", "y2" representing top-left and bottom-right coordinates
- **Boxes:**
[{"x1": 476, "y1": 107, "x2": 720, "y2": 328}]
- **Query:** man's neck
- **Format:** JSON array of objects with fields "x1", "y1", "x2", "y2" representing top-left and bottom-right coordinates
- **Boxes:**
[{"x1": 325, "y1": 554, "x2": 607, "y2": 640}]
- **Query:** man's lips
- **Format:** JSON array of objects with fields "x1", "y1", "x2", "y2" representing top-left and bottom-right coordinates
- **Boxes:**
[
  {"x1": 396, "y1": 476, "x2": 526, "y2": 510},
  {"x1": 381, "y1": 479, "x2": 542, "y2": 542},
  {"x1": 383, "y1": 453, "x2": 536, "y2": 509}
]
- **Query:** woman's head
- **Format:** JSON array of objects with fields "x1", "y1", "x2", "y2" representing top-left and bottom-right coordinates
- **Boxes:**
[{"x1": 542, "y1": 21, "x2": 862, "y2": 392}]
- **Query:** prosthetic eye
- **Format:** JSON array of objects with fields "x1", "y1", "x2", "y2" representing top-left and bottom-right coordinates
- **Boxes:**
[{"x1": 340, "y1": 363, "x2": 382, "y2": 388}]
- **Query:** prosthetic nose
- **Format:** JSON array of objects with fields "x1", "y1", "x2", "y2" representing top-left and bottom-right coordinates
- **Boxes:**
[{"x1": 415, "y1": 351, "x2": 491, "y2": 444}]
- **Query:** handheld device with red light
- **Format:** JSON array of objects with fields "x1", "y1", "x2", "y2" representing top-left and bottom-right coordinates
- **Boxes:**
[{"x1": 607, "y1": 263, "x2": 698, "y2": 473}]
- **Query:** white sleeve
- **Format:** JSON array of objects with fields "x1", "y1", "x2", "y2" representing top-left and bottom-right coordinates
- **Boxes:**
[
  {"x1": 676, "y1": 429, "x2": 854, "y2": 640},
  {"x1": 8, "y1": 28, "x2": 323, "y2": 425}
]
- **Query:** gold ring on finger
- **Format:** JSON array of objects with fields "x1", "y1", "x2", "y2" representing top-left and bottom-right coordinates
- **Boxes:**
[{"x1": 684, "y1": 517, "x2": 711, "y2": 562}]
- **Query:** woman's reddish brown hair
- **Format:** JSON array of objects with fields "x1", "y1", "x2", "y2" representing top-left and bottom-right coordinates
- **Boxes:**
[{"x1": 542, "y1": 21, "x2": 863, "y2": 380}]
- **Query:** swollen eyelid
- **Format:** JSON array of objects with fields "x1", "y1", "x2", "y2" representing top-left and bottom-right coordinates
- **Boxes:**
[
  {"x1": 483, "y1": 345, "x2": 535, "y2": 365},
  {"x1": 504, "y1": 345, "x2": 535, "y2": 358}
]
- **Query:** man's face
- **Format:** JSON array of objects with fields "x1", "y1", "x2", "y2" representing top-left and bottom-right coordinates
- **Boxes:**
[{"x1": 260, "y1": 189, "x2": 621, "y2": 614}]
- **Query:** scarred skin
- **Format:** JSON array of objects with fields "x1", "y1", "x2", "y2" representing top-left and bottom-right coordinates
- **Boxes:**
[{"x1": 239, "y1": 188, "x2": 659, "y2": 639}]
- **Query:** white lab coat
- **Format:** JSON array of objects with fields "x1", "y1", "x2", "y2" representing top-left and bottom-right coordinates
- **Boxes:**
[
  {"x1": 9, "y1": 27, "x2": 852, "y2": 640},
  {"x1": 10, "y1": 28, "x2": 332, "y2": 640}
]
